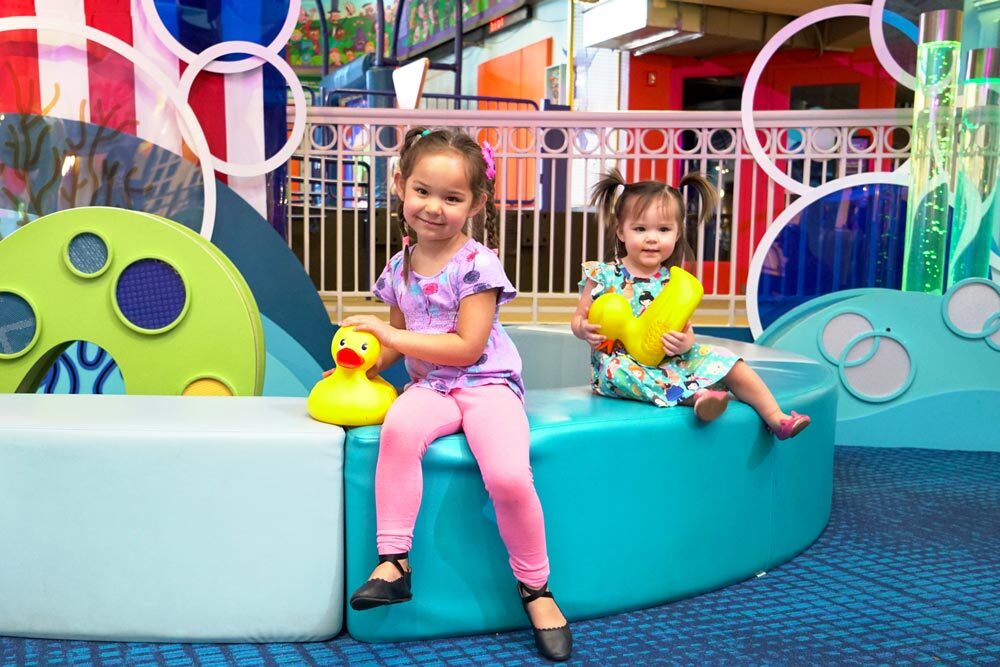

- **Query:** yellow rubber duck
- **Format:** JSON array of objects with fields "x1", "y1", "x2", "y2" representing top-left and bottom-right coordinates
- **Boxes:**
[
  {"x1": 588, "y1": 265, "x2": 704, "y2": 367},
  {"x1": 307, "y1": 326, "x2": 398, "y2": 426}
]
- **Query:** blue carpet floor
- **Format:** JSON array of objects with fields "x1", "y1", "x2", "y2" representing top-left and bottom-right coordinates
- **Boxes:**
[{"x1": 3, "y1": 446, "x2": 998, "y2": 666}]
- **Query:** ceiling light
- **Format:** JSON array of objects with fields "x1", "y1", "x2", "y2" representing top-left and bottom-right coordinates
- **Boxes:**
[
  {"x1": 634, "y1": 31, "x2": 703, "y2": 56},
  {"x1": 620, "y1": 30, "x2": 678, "y2": 52}
]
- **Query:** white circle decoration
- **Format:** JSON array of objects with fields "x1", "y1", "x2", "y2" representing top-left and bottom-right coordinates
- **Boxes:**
[
  {"x1": 839, "y1": 332, "x2": 914, "y2": 403},
  {"x1": 0, "y1": 16, "x2": 217, "y2": 241},
  {"x1": 746, "y1": 171, "x2": 910, "y2": 338},
  {"x1": 177, "y1": 40, "x2": 307, "y2": 178},
  {"x1": 942, "y1": 279, "x2": 1000, "y2": 341},
  {"x1": 741, "y1": 4, "x2": 872, "y2": 196},
  {"x1": 870, "y1": 0, "x2": 917, "y2": 91},
  {"x1": 820, "y1": 311, "x2": 874, "y2": 364},
  {"x1": 138, "y1": 0, "x2": 302, "y2": 75}
]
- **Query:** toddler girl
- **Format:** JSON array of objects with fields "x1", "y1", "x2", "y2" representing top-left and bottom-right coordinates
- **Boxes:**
[{"x1": 571, "y1": 167, "x2": 810, "y2": 438}]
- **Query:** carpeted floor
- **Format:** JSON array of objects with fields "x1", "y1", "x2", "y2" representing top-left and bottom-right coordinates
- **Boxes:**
[{"x1": 3, "y1": 446, "x2": 998, "y2": 666}]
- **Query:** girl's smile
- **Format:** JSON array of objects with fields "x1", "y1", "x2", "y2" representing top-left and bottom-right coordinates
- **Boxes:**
[{"x1": 617, "y1": 202, "x2": 679, "y2": 275}]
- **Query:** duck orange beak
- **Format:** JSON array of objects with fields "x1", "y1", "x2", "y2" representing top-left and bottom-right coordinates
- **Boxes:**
[
  {"x1": 336, "y1": 348, "x2": 364, "y2": 368},
  {"x1": 597, "y1": 339, "x2": 616, "y2": 355}
]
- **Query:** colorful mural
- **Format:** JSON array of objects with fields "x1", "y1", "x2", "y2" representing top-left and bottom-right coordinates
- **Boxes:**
[
  {"x1": 396, "y1": 0, "x2": 523, "y2": 59},
  {"x1": 288, "y1": 0, "x2": 524, "y2": 72},
  {"x1": 288, "y1": 2, "x2": 393, "y2": 72}
]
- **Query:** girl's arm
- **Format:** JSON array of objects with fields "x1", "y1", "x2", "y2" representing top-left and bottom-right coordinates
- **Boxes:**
[
  {"x1": 342, "y1": 290, "x2": 498, "y2": 367},
  {"x1": 366, "y1": 306, "x2": 406, "y2": 378},
  {"x1": 571, "y1": 279, "x2": 606, "y2": 347}
]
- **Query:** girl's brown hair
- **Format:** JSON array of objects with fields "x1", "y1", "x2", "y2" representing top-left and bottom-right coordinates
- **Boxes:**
[
  {"x1": 589, "y1": 166, "x2": 719, "y2": 269},
  {"x1": 395, "y1": 126, "x2": 498, "y2": 280}
]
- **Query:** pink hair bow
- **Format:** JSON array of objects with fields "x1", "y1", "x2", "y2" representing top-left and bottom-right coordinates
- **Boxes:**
[{"x1": 481, "y1": 141, "x2": 496, "y2": 180}]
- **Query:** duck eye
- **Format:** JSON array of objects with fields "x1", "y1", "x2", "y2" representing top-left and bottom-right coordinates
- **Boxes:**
[
  {"x1": 360, "y1": 342, "x2": 369, "y2": 352},
  {"x1": 338, "y1": 338, "x2": 347, "y2": 347}
]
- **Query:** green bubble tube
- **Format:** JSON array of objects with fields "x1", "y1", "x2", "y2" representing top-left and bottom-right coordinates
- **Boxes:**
[
  {"x1": 947, "y1": 48, "x2": 1000, "y2": 287},
  {"x1": 902, "y1": 10, "x2": 962, "y2": 294}
]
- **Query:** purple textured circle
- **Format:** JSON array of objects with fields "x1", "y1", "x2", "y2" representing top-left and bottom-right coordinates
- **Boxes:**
[{"x1": 116, "y1": 259, "x2": 186, "y2": 331}]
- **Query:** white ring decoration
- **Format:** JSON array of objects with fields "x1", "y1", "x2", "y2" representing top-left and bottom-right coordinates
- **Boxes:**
[
  {"x1": 742, "y1": 4, "x2": 872, "y2": 196},
  {"x1": 870, "y1": 0, "x2": 917, "y2": 90},
  {"x1": 0, "y1": 17, "x2": 217, "y2": 240},
  {"x1": 177, "y1": 40, "x2": 307, "y2": 178},
  {"x1": 138, "y1": 0, "x2": 302, "y2": 75},
  {"x1": 746, "y1": 171, "x2": 910, "y2": 338}
]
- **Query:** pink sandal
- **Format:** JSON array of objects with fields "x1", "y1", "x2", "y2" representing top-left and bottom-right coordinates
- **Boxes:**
[
  {"x1": 771, "y1": 411, "x2": 811, "y2": 440},
  {"x1": 694, "y1": 390, "x2": 730, "y2": 423}
]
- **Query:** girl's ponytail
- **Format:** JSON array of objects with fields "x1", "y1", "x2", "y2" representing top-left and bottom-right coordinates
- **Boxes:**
[
  {"x1": 678, "y1": 171, "x2": 719, "y2": 229},
  {"x1": 590, "y1": 167, "x2": 628, "y2": 260}
]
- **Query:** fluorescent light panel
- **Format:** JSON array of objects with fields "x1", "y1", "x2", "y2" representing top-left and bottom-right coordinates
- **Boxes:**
[{"x1": 634, "y1": 31, "x2": 703, "y2": 56}]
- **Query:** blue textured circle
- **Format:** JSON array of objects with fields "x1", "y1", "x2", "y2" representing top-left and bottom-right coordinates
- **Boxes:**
[
  {"x1": 0, "y1": 291, "x2": 37, "y2": 355},
  {"x1": 115, "y1": 259, "x2": 187, "y2": 331},
  {"x1": 68, "y1": 232, "x2": 109, "y2": 275}
]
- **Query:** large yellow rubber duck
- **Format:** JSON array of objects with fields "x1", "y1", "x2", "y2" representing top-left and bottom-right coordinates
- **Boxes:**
[
  {"x1": 588, "y1": 265, "x2": 704, "y2": 367},
  {"x1": 307, "y1": 326, "x2": 398, "y2": 426}
]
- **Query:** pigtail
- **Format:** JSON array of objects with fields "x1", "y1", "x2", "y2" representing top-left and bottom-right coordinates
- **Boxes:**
[
  {"x1": 483, "y1": 176, "x2": 499, "y2": 254},
  {"x1": 678, "y1": 171, "x2": 719, "y2": 229},
  {"x1": 662, "y1": 171, "x2": 719, "y2": 269},
  {"x1": 396, "y1": 126, "x2": 430, "y2": 282},
  {"x1": 590, "y1": 167, "x2": 628, "y2": 262}
]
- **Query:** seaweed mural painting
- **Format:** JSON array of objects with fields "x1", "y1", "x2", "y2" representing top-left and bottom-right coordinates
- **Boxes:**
[{"x1": 0, "y1": 63, "x2": 171, "y2": 241}]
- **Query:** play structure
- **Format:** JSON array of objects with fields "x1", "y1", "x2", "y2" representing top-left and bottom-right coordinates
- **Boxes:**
[
  {"x1": 1, "y1": 0, "x2": 998, "y2": 651},
  {"x1": 0, "y1": 312, "x2": 836, "y2": 642}
]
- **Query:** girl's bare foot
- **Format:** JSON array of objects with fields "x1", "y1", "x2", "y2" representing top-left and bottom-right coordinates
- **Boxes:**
[{"x1": 694, "y1": 390, "x2": 730, "y2": 422}]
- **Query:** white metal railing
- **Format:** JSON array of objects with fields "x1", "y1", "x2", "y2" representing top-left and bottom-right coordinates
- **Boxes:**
[{"x1": 286, "y1": 106, "x2": 911, "y2": 324}]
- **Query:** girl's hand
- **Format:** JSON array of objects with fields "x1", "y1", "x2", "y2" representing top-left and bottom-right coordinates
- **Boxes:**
[
  {"x1": 577, "y1": 319, "x2": 606, "y2": 348},
  {"x1": 366, "y1": 358, "x2": 383, "y2": 380},
  {"x1": 340, "y1": 315, "x2": 398, "y2": 349},
  {"x1": 661, "y1": 322, "x2": 695, "y2": 357}
]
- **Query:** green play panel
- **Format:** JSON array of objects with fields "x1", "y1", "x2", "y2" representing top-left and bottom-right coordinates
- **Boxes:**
[{"x1": 0, "y1": 207, "x2": 263, "y2": 395}]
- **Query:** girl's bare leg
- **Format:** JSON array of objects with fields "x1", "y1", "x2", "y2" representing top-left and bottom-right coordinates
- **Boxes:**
[{"x1": 722, "y1": 360, "x2": 791, "y2": 429}]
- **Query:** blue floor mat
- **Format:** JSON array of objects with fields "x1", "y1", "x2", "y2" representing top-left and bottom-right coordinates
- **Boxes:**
[{"x1": 3, "y1": 446, "x2": 998, "y2": 666}]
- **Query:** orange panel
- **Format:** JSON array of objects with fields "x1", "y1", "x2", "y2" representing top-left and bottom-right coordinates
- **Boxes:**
[{"x1": 477, "y1": 38, "x2": 552, "y2": 205}]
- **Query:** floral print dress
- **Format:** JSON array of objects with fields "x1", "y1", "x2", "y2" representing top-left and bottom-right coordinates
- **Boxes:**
[
  {"x1": 373, "y1": 238, "x2": 525, "y2": 400},
  {"x1": 581, "y1": 261, "x2": 741, "y2": 407}
]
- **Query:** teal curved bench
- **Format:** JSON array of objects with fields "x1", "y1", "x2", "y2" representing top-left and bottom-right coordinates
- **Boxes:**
[{"x1": 345, "y1": 326, "x2": 837, "y2": 642}]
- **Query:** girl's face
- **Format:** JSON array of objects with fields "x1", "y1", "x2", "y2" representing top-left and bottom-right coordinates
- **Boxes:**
[
  {"x1": 395, "y1": 151, "x2": 484, "y2": 248},
  {"x1": 617, "y1": 198, "x2": 679, "y2": 275}
]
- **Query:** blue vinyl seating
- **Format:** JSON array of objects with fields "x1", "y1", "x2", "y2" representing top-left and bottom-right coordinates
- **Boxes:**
[
  {"x1": 344, "y1": 327, "x2": 838, "y2": 642},
  {"x1": 0, "y1": 395, "x2": 345, "y2": 642}
]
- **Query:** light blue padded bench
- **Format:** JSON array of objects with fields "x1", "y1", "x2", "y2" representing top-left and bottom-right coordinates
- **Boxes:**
[
  {"x1": 345, "y1": 326, "x2": 838, "y2": 642},
  {"x1": 0, "y1": 395, "x2": 345, "y2": 642}
]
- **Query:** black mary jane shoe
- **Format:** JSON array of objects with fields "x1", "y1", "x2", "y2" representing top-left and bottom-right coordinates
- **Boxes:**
[
  {"x1": 349, "y1": 553, "x2": 412, "y2": 611},
  {"x1": 518, "y1": 581, "x2": 572, "y2": 662}
]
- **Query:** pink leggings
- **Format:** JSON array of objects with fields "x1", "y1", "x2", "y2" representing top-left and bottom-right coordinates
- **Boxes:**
[{"x1": 375, "y1": 384, "x2": 550, "y2": 588}]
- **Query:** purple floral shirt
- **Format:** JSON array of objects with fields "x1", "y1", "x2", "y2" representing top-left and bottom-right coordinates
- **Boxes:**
[{"x1": 373, "y1": 238, "x2": 525, "y2": 400}]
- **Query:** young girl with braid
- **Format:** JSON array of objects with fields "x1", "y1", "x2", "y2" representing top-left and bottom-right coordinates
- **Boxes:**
[
  {"x1": 341, "y1": 127, "x2": 572, "y2": 661},
  {"x1": 572, "y1": 167, "x2": 811, "y2": 439}
]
